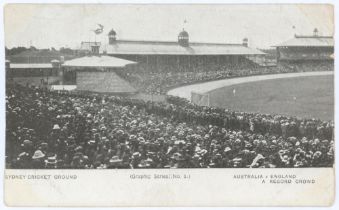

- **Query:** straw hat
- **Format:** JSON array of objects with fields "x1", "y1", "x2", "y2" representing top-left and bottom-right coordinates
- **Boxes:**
[
  {"x1": 224, "y1": 147, "x2": 232, "y2": 153},
  {"x1": 109, "y1": 156, "x2": 123, "y2": 165},
  {"x1": 138, "y1": 160, "x2": 151, "y2": 168},
  {"x1": 53, "y1": 124, "x2": 60, "y2": 130},
  {"x1": 32, "y1": 150, "x2": 45, "y2": 159},
  {"x1": 21, "y1": 139, "x2": 32, "y2": 147},
  {"x1": 45, "y1": 155, "x2": 57, "y2": 165}
]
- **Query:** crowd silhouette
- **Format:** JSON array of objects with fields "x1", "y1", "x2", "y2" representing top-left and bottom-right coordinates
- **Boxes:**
[
  {"x1": 117, "y1": 60, "x2": 333, "y2": 95},
  {"x1": 6, "y1": 81, "x2": 334, "y2": 169}
]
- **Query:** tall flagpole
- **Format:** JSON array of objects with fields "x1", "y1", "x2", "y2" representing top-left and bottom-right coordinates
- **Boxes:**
[{"x1": 292, "y1": 25, "x2": 296, "y2": 37}]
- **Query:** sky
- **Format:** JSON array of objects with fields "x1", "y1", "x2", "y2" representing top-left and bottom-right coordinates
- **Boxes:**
[{"x1": 4, "y1": 4, "x2": 334, "y2": 49}]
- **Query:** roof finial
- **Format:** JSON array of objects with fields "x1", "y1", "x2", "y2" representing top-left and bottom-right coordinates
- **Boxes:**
[
  {"x1": 183, "y1": 19, "x2": 187, "y2": 30},
  {"x1": 292, "y1": 25, "x2": 297, "y2": 37}
]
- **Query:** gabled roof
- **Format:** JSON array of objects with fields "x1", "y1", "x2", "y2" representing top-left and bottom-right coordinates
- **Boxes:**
[
  {"x1": 62, "y1": 55, "x2": 136, "y2": 68},
  {"x1": 275, "y1": 36, "x2": 334, "y2": 47},
  {"x1": 100, "y1": 40, "x2": 264, "y2": 55}
]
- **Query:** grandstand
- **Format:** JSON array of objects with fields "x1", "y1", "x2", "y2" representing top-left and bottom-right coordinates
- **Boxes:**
[
  {"x1": 274, "y1": 28, "x2": 334, "y2": 72},
  {"x1": 81, "y1": 29, "x2": 265, "y2": 69},
  {"x1": 5, "y1": 59, "x2": 62, "y2": 87},
  {"x1": 5, "y1": 28, "x2": 265, "y2": 95},
  {"x1": 76, "y1": 29, "x2": 265, "y2": 94}
]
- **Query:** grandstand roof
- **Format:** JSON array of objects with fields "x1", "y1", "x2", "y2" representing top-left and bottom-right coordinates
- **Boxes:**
[
  {"x1": 9, "y1": 63, "x2": 53, "y2": 69},
  {"x1": 98, "y1": 40, "x2": 265, "y2": 55},
  {"x1": 275, "y1": 36, "x2": 334, "y2": 47},
  {"x1": 62, "y1": 55, "x2": 136, "y2": 68}
]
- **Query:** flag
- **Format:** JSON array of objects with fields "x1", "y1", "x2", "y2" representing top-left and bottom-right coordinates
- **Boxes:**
[{"x1": 93, "y1": 24, "x2": 104, "y2": 35}]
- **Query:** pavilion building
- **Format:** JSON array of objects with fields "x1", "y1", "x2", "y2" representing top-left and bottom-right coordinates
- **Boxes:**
[
  {"x1": 80, "y1": 28, "x2": 265, "y2": 73},
  {"x1": 274, "y1": 28, "x2": 334, "y2": 62}
]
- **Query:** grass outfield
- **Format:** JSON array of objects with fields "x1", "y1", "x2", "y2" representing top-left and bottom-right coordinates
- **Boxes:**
[{"x1": 209, "y1": 75, "x2": 334, "y2": 121}]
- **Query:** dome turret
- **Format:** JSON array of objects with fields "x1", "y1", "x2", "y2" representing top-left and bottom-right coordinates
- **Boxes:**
[
  {"x1": 108, "y1": 29, "x2": 117, "y2": 44},
  {"x1": 242, "y1": 38, "x2": 248, "y2": 47},
  {"x1": 178, "y1": 29, "x2": 189, "y2": 47}
]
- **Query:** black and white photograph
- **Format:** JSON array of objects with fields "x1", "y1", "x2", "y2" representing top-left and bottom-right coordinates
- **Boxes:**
[
  {"x1": 4, "y1": 4, "x2": 334, "y2": 170},
  {"x1": 2, "y1": 3, "x2": 337, "y2": 207}
]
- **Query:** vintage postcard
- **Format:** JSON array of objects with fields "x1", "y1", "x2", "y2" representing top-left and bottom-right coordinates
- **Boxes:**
[{"x1": 3, "y1": 3, "x2": 335, "y2": 207}]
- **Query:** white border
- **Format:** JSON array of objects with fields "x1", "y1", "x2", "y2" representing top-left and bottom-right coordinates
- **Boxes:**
[{"x1": 0, "y1": 1, "x2": 337, "y2": 209}]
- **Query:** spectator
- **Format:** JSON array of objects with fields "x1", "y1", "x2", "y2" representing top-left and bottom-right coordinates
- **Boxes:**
[{"x1": 6, "y1": 83, "x2": 334, "y2": 169}]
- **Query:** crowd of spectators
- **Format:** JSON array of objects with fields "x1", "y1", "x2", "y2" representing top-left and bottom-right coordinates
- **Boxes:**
[
  {"x1": 6, "y1": 83, "x2": 334, "y2": 169},
  {"x1": 279, "y1": 60, "x2": 334, "y2": 72},
  {"x1": 116, "y1": 59, "x2": 334, "y2": 95}
]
